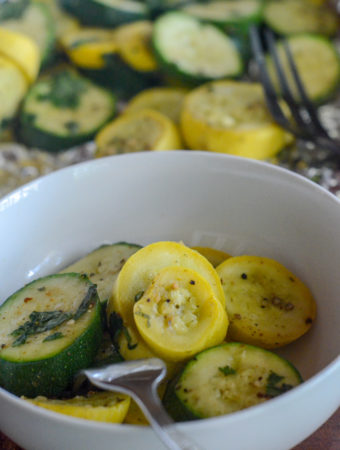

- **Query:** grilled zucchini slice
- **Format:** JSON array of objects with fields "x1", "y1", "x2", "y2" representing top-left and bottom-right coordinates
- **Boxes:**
[
  {"x1": 152, "y1": 12, "x2": 244, "y2": 84},
  {"x1": 19, "y1": 68, "x2": 116, "y2": 151},
  {"x1": 216, "y1": 255, "x2": 316, "y2": 348},
  {"x1": 181, "y1": 0, "x2": 264, "y2": 32},
  {"x1": 0, "y1": 273, "x2": 102, "y2": 398},
  {"x1": 61, "y1": 242, "x2": 142, "y2": 304},
  {"x1": 266, "y1": 33, "x2": 340, "y2": 103},
  {"x1": 263, "y1": 0, "x2": 338, "y2": 36},
  {"x1": 163, "y1": 342, "x2": 303, "y2": 420},
  {"x1": 59, "y1": 0, "x2": 149, "y2": 28}
]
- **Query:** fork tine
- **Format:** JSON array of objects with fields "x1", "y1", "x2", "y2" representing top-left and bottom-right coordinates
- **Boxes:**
[
  {"x1": 263, "y1": 29, "x2": 311, "y2": 136},
  {"x1": 249, "y1": 26, "x2": 296, "y2": 134},
  {"x1": 282, "y1": 39, "x2": 330, "y2": 138}
]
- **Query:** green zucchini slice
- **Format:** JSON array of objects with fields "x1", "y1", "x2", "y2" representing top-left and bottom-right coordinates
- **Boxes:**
[
  {"x1": 19, "y1": 68, "x2": 116, "y2": 151},
  {"x1": 0, "y1": 273, "x2": 103, "y2": 398},
  {"x1": 267, "y1": 33, "x2": 340, "y2": 103},
  {"x1": 163, "y1": 342, "x2": 303, "y2": 420},
  {"x1": 59, "y1": 0, "x2": 149, "y2": 28},
  {"x1": 263, "y1": 0, "x2": 338, "y2": 37},
  {"x1": 61, "y1": 242, "x2": 142, "y2": 304},
  {"x1": 152, "y1": 11, "x2": 244, "y2": 84},
  {"x1": 0, "y1": 0, "x2": 56, "y2": 67},
  {"x1": 181, "y1": 0, "x2": 264, "y2": 32}
]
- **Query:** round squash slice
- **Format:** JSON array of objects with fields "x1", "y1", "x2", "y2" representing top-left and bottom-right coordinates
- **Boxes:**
[
  {"x1": 191, "y1": 246, "x2": 231, "y2": 268},
  {"x1": 134, "y1": 266, "x2": 228, "y2": 362},
  {"x1": 124, "y1": 87, "x2": 188, "y2": 125},
  {"x1": 0, "y1": 27, "x2": 40, "y2": 83},
  {"x1": 216, "y1": 256, "x2": 316, "y2": 348},
  {"x1": 25, "y1": 391, "x2": 130, "y2": 423},
  {"x1": 108, "y1": 241, "x2": 226, "y2": 328},
  {"x1": 95, "y1": 109, "x2": 182, "y2": 157},
  {"x1": 180, "y1": 80, "x2": 292, "y2": 159}
]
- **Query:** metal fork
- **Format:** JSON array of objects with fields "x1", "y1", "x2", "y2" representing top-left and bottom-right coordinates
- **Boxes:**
[
  {"x1": 79, "y1": 358, "x2": 202, "y2": 450},
  {"x1": 249, "y1": 25, "x2": 340, "y2": 155}
]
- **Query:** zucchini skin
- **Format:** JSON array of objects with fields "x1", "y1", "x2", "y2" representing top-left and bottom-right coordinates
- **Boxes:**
[
  {"x1": 59, "y1": 0, "x2": 149, "y2": 28},
  {"x1": 0, "y1": 275, "x2": 103, "y2": 398},
  {"x1": 0, "y1": 0, "x2": 30, "y2": 21},
  {"x1": 81, "y1": 54, "x2": 159, "y2": 100}
]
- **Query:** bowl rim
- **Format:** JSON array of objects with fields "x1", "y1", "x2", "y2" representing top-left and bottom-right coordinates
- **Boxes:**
[{"x1": 0, "y1": 150, "x2": 339, "y2": 435}]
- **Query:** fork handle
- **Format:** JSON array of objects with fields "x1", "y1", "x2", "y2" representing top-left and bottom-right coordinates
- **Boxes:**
[{"x1": 131, "y1": 384, "x2": 202, "y2": 450}]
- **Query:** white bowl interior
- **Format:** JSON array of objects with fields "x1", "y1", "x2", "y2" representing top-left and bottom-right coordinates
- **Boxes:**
[{"x1": 0, "y1": 151, "x2": 339, "y2": 450}]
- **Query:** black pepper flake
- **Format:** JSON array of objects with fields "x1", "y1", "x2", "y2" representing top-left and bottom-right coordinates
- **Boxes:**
[
  {"x1": 189, "y1": 280, "x2": 195, "y2": 285},
  {"x1": 305, "y1": 317, "x2": 313, "y2": 324},
  {"x1": 166, "y1": 299, "x2": 171, "y2": 303},
  {"x1": 241, "y1": 273, "x2": 247, "y2": 280}
]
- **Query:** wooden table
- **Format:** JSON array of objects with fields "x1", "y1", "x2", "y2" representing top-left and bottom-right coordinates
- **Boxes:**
[{"x1": 0, "y1": 407, "x2": 339, "y2": 449}]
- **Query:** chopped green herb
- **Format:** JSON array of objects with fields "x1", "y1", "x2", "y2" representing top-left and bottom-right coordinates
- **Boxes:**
[
  {"x1": 122, "y1": 326, "x2": 138, "y2": 350},
  {"x1": 10, "y1": 284, "x2": 97, "y2": 347},
  {"x1": 108, "y1": 311, "x2": 123, "y2": 344},
  {"x1": 135, "y1": 309, "x2": 151, "y2": 328},
  {"x1": 134, "y1": 291, "x2": 144, "y2": 302},
  {"x1": 266, "y1": 371, "x2": 293, "y2": 397},
  {"x1": 36, "y1": 71, "x2": 87, "y2": 109},
  {"x1": 10, "y1": 310, "x2": 72, "y2": 346},
  {"x1": 69, "y1": 37, "x2": 102, "y2": 49},
  {"x1": 64, "y1": 121, "x2": 79, "y2": 134},
  {"x1": 43, "y1": 332, "x2": 64, "y2": 342},
  {"x1": 218, "y1": 365, "x2": 236, "y2": 376},
  {"x1": 73, "y1": 284, "x2": 97, "y2": 320}
]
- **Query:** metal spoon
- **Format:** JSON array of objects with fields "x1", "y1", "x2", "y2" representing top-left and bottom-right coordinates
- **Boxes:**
[{"x1": 79, "y1": 358, "x2": 202, "y2": 450}]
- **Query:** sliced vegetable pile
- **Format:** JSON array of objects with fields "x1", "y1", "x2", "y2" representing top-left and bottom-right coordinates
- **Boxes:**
[
  {"x1": 0, "y1": 0, "x2": 339, "y2": 158},
  {"x1": 0, "y1": 240, "x2": 317, "y2": 424}
]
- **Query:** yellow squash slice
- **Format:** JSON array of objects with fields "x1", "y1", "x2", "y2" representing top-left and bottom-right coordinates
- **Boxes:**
[
  {"x1": 61, "y1": 28, "x2": 117, "y2": 69},
  {"x1": 95, "y1": 109, "x2": 182, "y2": 157},
  {"x1": 0, "y1": 54, "x2": 28, "y2": 129},
  {"x1": 180, "y1": 80, "x2": 292, "y2": 159},
  {"x1": 24, "y1": 391, "x2": 130, "y2": 423},
  {"x1": 114, "y1": 21, "x2": 157, "y2": 73},
  {"x1": 191, "y1": 246, "x2": 231, "y2": 267},
  {"x1": 124, "y1": 87, "x2": 188, "y2": 125},
  {"x1": 217, "y1": 255, "x2": 317, "y2": 348},
  {"x1": 134, "y1": 266, "x2": 228, "y2": 361},
  {"x1": 108, "y1": 241, "x2": 226, "y2": 327},
  {"x1": 0, "y1": 27, "x2": 40, "y2": 83}
]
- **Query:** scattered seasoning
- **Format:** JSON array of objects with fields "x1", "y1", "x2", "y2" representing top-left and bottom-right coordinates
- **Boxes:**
[
  {"x1": 241, "y1": 273, "x2": 247, "y2": 280},
  {"x1": 305, "y1": 317, "x2": 313, "y2": 324},
  {"x1": 73, "y1": 285, "x2": 97, "y2": 320},
  {"x1": 24, "y1": 297, "x2": 33, "y2": 303},
  {"x1": 285, "y1": 302, "x2": 294, "y2": 311},
  {"x1": 234, "y1": 313, "x2": 242, "y2": 320},
  {"x1": 189, "y1": 280, "x2": 195, "y2": 285},
  {"x1": 219, "y1": 365, "x2": 237, "y2": 376},
  {"x1": 166, "y1": 298, "x2": 171, "y2": 303},
  {"x1": 37, "y1": 287, "x2": 46, "y2": 292},
  {"x1": 64, "y1": 121, "x2": 79, "y2": 134}
]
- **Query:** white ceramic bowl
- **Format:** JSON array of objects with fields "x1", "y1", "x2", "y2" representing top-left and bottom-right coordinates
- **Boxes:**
[{"x1": 0, "y1": 151, "x2": 339, "y2": 450}]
